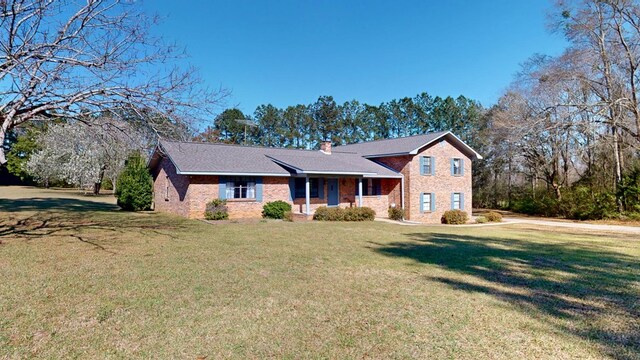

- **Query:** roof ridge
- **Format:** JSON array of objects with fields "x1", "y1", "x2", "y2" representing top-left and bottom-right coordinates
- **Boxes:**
[
  {"x1": 335, "y1": 130, "x2": 449, "y2": 147},
  {"x1": 161, "y1": 139, "x2": 319, "y2": 153}
]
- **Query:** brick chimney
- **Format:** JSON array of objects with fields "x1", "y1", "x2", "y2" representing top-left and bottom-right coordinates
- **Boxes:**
[{"x1": 320, "y1": 141, "x2": 332, "y2": 154}]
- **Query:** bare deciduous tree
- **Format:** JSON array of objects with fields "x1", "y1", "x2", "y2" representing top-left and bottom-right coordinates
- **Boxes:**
[{"x1": 0, "y1": 0, "x2": 228, "y2": 164}]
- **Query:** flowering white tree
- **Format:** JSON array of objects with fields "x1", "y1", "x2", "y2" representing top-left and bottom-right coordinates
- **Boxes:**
[{"x1": 26, "y1": 117, "x2": 150, "y2": 193}]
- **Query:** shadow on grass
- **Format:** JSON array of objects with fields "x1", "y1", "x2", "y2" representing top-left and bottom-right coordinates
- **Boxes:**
[
  {"x1": 0, "y1": 197, "x2": 183, "y2": 251},
  {"x1": 374, "y1": 232, "x2": 640, "y2": 359},
  {"x1": 0, "y1": 197, "x2": 119, "y2": 212}
]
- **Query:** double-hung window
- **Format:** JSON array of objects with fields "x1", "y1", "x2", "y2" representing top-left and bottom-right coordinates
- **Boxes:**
[
  {"x1": 422, "y1": 193, "x2": 432, "y2": 212},
  {"x1": 452, "y1": 158, "x2": 462, "y2": 176},
  {"x1": 452, "y1": 192, "x2": 462, "y2": 210},
  {"x1": 422, "y1": 157, "x2": 433, "y2": 175},
  {"x1": 225, "y1": 177, "x2": 256, "y2": 199}
]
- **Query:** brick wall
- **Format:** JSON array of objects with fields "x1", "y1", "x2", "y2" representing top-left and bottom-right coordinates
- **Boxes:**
[
  {"x1": 376, "y1": 139, "x2": 473, "y2": 223},
  {"x1": 152, "y1": 157, "x2": 190, "y2": 217}
]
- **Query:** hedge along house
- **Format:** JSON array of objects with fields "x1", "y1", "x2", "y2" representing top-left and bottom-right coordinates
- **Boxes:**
[{"x1": 148, "y1": 131, "x2": 482, "y2": 223}]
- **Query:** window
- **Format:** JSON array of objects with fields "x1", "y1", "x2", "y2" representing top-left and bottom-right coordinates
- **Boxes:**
[
  {"x1": 452, "y1": 158, "x2": 462, "y2": 176},
  {"x1": 422, "y1": 193, "x2": 432, "y2": 212},
  {"x1": 225, "y1": 177, "x2": 256, "y2": 199},
  {"x1": 356, "y1": 179, "x2": 381, "y2": 196},
  {"x1": 294, "y1": 178, "x2": 319, "y2": 198},
  {"x1": 452, "y1": 192, "x2": 461, "y2": 210},
  {"x1": 422, "y1": 156, "x2": 433, "y2": 175}
]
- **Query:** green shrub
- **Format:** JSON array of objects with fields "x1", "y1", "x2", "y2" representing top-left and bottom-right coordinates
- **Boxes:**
[
  {"x1": 204, "y1": 199, "x2": 229, "y2": 220},
  {"x1": 343, "y1": 207, "x2": 376, "y2": 221},
  {"x1": 313, "y1": 206, "x2": 345, "y2": 221},
  {"x1": 388, "y1": 207, "x2": 405, "y2": 221},
  {"x1": 283, "y1": 211, "x2": 294, "y2": 222},
  {"x1": 441, "y1": 209, "x2": 469, "y2": 224},
  {"x1": 485, "y1": 211, "x2": 503, "y2": 222},
  {"x1": 313, "y1": 206, "x2": 376, "y2": 221},
  {"x1": 115, "y1": 153, "x2": 153, "y2": 211},
  {"x1": 262, "y1": 200, "x2": 292, "y2": 219},
  {"x1": 475, "y1": 215, "x2": 488, "y2": 224}
]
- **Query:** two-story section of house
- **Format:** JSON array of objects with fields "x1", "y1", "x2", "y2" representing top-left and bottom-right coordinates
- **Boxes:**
[
  {"x1": 334, "y1": 131, "x2": 482, "y2": 222},
  {"x1": 149, "y1": 131, "x2": 482, "y2": 223}
]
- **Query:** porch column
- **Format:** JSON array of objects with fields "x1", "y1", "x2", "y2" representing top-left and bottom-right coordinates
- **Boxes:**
[
  {"x1": 358, "y1": 177, "x2": 363, "y2": 207},
  {"x1": 305, "y1": 175, "x2": 311, "y2": 215}
]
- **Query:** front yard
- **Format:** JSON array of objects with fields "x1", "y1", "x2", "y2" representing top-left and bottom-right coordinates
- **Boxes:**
[{"x1": 1, "y1": 187, "x2": 638, "y2": 359}]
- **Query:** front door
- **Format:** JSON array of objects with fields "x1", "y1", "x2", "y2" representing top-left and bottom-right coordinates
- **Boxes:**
[{"x1": 327, "y1": 179, "x2": 339, "y2": 206}]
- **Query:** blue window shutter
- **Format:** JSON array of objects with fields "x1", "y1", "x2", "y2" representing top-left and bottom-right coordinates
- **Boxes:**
[
  {"x1": 431, "y1": 193, "x2": 436, "y2": 212},
  {"x1": 219, "y1": 176, "x2": 227, "y2": 200},
  {"x1": 450, "y1": 159, "x2": 455, "y2": 176},
  {"x1": 289, "y1": 178, "x2": 295, "y2": 200},
  {"x1": 420, "y1": 157, "x2": 425, "y2": 175},
  {"x1": 451, "y1": 192, "x2": 455, "y2": 210},
  {"x1": 376, "y1": 180, "x2": 382, "y2": 198},
  {"x1": 420, "y1": 193, "x2": 424, "y2": 213},
  {"x1": 431, "y1": 157, "x2": 436, "y2": 176},
  {"x1": 460, "y1": 193, "x2": 465, "y2": 210},
  {"x1": 256, "y1": 177, "x2": 263, "y2": 202},
  {"x1": 460, "y1": 159, "x2": 465, "y2": 176},
  {"x1": 318, "y1": 178, "x2": 324, "y2": 199}
]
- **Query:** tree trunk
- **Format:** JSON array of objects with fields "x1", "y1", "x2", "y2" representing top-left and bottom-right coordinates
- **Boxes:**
[{"x1": 93, "y1": 166, "x2": 106, "y2": 195}]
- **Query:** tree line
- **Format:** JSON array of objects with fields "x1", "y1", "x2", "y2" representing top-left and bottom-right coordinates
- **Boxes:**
[
  {"x1": 196, "y1": 94, "x2": 487, "y2": 151},
  {"x1": 476, "y1": 0, "x2": 640, "y2": 220}
]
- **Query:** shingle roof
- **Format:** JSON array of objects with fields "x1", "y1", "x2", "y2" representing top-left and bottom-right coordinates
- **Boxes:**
[
  {"x1": 152, "y1": 131, "x2": 481, "y2": 178},
  {"x1": 334, "y1": 131, "x2": 482, "y2": 160},
  {"x1": 156, "y1": 141, "x2": 402, "y2": 178}
]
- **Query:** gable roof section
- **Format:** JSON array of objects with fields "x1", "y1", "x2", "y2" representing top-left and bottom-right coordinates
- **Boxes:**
[
  {"x1": 334, "y1": 131, "x2": 483, "y2": 160},
  {"x1": 154, "y1": 141, "x2": 402, "y2": 178}
]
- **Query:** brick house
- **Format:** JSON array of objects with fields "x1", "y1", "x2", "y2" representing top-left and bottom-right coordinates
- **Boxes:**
[{"x1": 148, "y1": 131, "x2": 482, "y2": 223}]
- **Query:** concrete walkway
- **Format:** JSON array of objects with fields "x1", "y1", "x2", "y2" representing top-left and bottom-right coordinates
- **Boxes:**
[{"x1": 376, "y1": 216, "x2": 640, "y2": 234}]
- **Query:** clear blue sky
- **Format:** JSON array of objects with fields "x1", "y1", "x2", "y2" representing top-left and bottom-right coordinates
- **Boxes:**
[{"x1": 143, "y1": 0, "x2": 568, "y2": 114}]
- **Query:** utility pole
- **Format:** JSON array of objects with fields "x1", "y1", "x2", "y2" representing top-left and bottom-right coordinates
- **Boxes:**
[{"x1": 235, "y1": 119, "x2": 258, "y2": 145}]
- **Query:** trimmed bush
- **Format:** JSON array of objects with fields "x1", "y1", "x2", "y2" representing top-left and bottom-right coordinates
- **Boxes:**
[
  {"x1": 313, "y1": 206, "x2": 376, "y2": 221},
  {"x1": 115, "y1": 153, "x2": 153, "y2": 211},
  {"x1": 441, "y1": 209, "x2": 469, "y2": 224},
  {"x1": 475, "y1": 215, "x2": 488, "y2": 224},
  {"x1": 485, "y1": 211, "x2": 503, "y2": 222},
  {"x1": 388, "y1": 207, "x2": 405, "y2": 221},
  {"x1": 262, "y1": 200, "x2": 292, "y2": 219},
  {"x1": 283, "y1": 211, "x2": 294, "y2": 222},
  {"x1": 313, "y1": 206, "x2": 345, "y2": 221},
  {"x1": 344, "y1": 207, "x2": 376, "y2": 221},
  {"x1": 204, "y1": 199, "x2": 229, "y2": 220}
]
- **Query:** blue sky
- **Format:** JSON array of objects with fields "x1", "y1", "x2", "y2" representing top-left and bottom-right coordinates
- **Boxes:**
[{"x1": 143, "y1": 1, "x2": 568, "y2": 114}]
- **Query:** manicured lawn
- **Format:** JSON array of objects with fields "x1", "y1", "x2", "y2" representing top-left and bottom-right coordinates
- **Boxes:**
[{"x1": 1, "y1": 187, "x2": 639, "y2": 359}]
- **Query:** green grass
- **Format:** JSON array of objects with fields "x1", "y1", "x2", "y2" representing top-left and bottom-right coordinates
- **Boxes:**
[{"x1": 1, "y1": 187, "x2": 639, "y2": 359}]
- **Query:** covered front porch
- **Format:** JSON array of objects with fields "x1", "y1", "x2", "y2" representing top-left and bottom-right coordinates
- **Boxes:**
[{"x1": 289, "y1": 175, "x2": 403, "y2": 217}]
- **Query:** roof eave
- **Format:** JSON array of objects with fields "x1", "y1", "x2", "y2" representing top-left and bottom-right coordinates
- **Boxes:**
[
  {"x1": 176, "y1": 170, "x2": 291, "y2": 177},
  {"x1": 409, "y1": 131, "x2": 483, "y2": 160}
]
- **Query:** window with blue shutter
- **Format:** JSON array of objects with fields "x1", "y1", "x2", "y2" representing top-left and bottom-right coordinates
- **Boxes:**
[
  {"x1": 421, "y1": 156, "x2": 433, "y2": 176},
  {"x1": 294, "y1": 178, "x2": 319, "y2": 198},
  {"x1": 221, "y1": 177, "x2": 259, "y2": 200},
  {"x1": 420, "y1": 193, "x2": 433, "y2": 213},
  {"x1": 219, "y1": 176, "x2": 227, "y2": 200}
]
